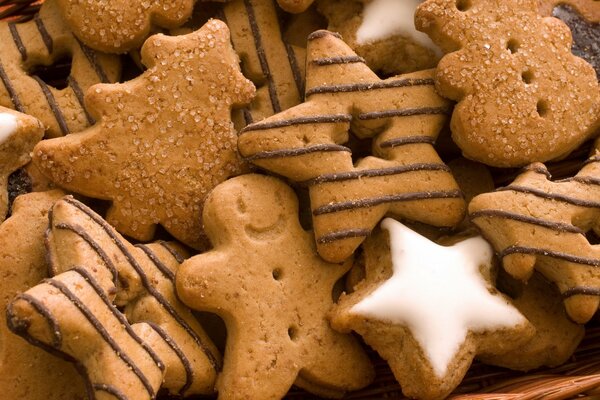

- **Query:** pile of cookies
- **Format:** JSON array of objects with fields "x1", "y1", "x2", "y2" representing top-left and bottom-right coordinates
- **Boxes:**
[{"x1": 0, "y1": 0, "x2": 599, "y2": 399}]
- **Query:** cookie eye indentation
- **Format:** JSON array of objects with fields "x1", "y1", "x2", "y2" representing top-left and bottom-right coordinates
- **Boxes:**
[
  {"x1": 507, "y1": 38, "x2": 520, "y2": 54},
  {"x1": 521, "y1": 70, "x2": 534, "y2": 84},
  {"x1": 28, "y1": 55, "x2": 72, "y2": 90},
  {"x1": 536, "y1": 100, "x2": 549, "y2": 117},
  {"x1": 272, "y1": 268, "x2": 282, "y2": 281},
  {"x1": 456, "y1": 0, "x2": 471, "y2": 11},
  {"x1": 287, "y1": 326, "x2": 298, "y2": 341}
]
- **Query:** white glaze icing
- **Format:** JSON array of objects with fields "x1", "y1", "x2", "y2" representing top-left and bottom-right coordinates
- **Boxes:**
[
  {"x1": 0, "y1": 113, "x2": 17, "y2": 146},
  {"x1": 356, "y1": 0, "x2": 441, "y2": 54},
  {"x1": 351, "y1": 218, "x2": 526, "y2": 378}
]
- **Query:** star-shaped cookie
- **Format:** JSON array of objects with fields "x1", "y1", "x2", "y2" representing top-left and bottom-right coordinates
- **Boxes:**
[
  {"x1": 0, "y1": 107, "x2": 44, "y2": 223},
  {"x1": 330, "y1": 218, "x2": 533, "y2": 400},
  {"x1": 176, "y1": 174, "x2": 374, "y2": 400},
  {"x1": 33, "y1": 20, "x2": 255, "y2": 249},
  {"x1": 238, "y1": 29, "x2": 465, "y2": 263}
]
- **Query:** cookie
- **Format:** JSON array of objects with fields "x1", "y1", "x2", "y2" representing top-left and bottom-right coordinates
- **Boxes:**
[
  {"x1": 330, "y1": 218, "x2": 534, "y2": 400},
  {"x1": 415, "y1": 0, "x2": 600, "y2": 167},
  {"x1": 238, "y1": 29, "x2": 465, "y2": 263},
  {"x1": 33, "y1": 20, "x2": 255, "y2": 249},
  {"x1": 469, "y1": 156, "x2": 600, "y2": 324},
  {"x1": 220, "y1": 0, "x2": 306, "y2": 128},
  {"x1": 277, "y1": 0, "x2": 315, "y2": 13},
  {"x1": 318, "y1": 0, "x2": 441, "y2": 76},
  {"x1": 55, "y1": 0, "x2": 199, "y2": 53},
  {"x1": 541, "y1": 2, "x2": 600, "y2": 79},
  {"x1": 176, "y1": 174, "x2": 374, "y2": 400},
  {"x1": 8, "y1": 195, "x2": 221, "y2": 398},
  {"x1": 481, "y1": 270, "x2": 585, "y2": 371},
  {"x1": 0, "y1": 0, "x2": 121, "y2": 137},
  {"x1": 0, "y1": 107, "x2": 44, "y2": 223},
  {"x1": 0, "y1": 190, "x2": 86, "y2": 400}
]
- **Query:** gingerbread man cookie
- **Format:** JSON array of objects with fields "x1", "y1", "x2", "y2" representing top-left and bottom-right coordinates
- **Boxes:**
[
  {"x1": 0, "y1": 0, "x2": 120, "y2": 137},
  {"x1": 238, "y1": 30, "x2": 465, "y2": 263},
  {"x1": 416, "y1": 0, "x2": 600, "y2": 167},
  {"x1": 9, "y1": 195, "x2": 221, "y2": 398},
  {"x1": 469, "y1": 153, "x2": 600, "y2": 323},
  {"x1": 330, "y1": 218, "x2": 533, "y2": 400},
  {"x1": 33, "y1": 20, "x2": 255, "y2": 249},
  {"x1": 0, "y1": 107, "x2": 43, "y2": 223},
  {"x1": 0, "y1": 190, "x2": 86, "y2": 400},
  {"x1": 176, "y1": 174, "x2": 374, "y2": 400}
]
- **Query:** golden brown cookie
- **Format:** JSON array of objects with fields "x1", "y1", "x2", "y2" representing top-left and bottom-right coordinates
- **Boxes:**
[
  {"x1": 481, "y1": 270, "x2": 585, "y2": 371},
  {"x1": 415, "y1": 0, "x2": 600, "y2": 167},
  {"x1": 277, "y1": 0, "x2": 315, "y2": 13},
  {"x1": 317, "y1": 0, "x2": 441, "y2": 76},
  {"x1": 0, "y1": 0, "x2": 120, "y2": 137},
  {"x1": 8, "y1": 195, "x2": 221, "y2": 398},
  {"x1": 238, "y1": 29, "x2": 465, "y2": 263},
  {"x1": 176, "y1": 174, "x2": 374, "y2": 400},
  {"x1": 0, "y1": 107, "x2": 44, "y2": 223},
  {"x1": 0, "y1": 190, "x2": 86, "y2": 400},
  {"x1": 469, "y1": 154, "x2": 600, "y2": 324},
  {"x1": 33, "y1": 20, "x2": 255, "y2": 249},
  {"x1": 330, "y1": 219, "x2": 533, "y2": 400},
  {"x1": 55, "y1": 0, "x2": 198, "y2": 53}
]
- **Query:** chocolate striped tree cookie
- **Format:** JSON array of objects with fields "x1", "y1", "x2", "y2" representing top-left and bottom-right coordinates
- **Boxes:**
[{"x1": 238, "y1": 30, "x2": 465, "y2": 263}]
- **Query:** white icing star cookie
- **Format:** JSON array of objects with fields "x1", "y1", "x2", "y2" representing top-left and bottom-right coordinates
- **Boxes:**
[{"x1": 330, "y1": 218, "x2": 534, "y2": 400}]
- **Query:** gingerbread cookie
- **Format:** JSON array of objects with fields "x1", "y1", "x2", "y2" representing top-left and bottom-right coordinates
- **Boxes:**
[
  {"x1": 176, "y1": 174, "x2": 374, "y2": 399},
  {"x1": 33, "y1": 20, "x2": 255, "y2": 249},
  {"x1": 330, "y1": 218, "x2": 533, "y2": 400},
  {"x1": 415, "y1": 0, "x2": 600, "y2": 167},
  {"x1": 0, "y1": 107, "x2": 44, "y2": 223},
  {"x1": 481, "y1": 270, "x2": 585, "y2": 371},
  {"x1": 8, "y1": 195, "x2": 221, "y2": 398},
  {"x1": 238, "y1": 30, "x2": 465, "y2": 263},
  {"x1": 469, "y1": 155, "x2": 600, "y2": 324},
  {"x1": 0, "y1": 190, "x2": 86, "y2": 400},
  {"x1": 0, "y1": 0, "x2": 120, "y2": 137},
  {"x1": 55, "y1": 0, "x2": 199, "y2": 53},
  {"x1": 543, "y1": 2, "x2": 600, "y2": 79},
  {"x1": 318, "y1": 0, "x2": 441, "y2": 76}
]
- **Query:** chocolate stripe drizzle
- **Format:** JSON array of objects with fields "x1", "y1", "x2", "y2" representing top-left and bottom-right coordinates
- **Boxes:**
[
  {"x1": 157, "y1": 240, "x2": 185, "y2": 264},
  {"x1": 522, "y1": 164, "x2": 552, "y2": 178},
  {"x1": 8, "y1": 22, "x2": 27, "y2": 61},
  {"x1": 499, "y1": 246, "x2": 600, "y2": 267},
  {"x1": 93, "y1": 384, "x2": 128, "y2": 400},
  {"x1": 316, "y1": 229, "x2": 371, "y2": 244},
  {"x1": 379, "y1": 135, "x2": 435, "y2": 148},
  {"x1": 244, "y1": 0, "x2": 281, "y2": 114},
  {"x1": 358, "y1": 106, "x2": 451, "y2": 120},
  {"x1": 47, "y1": 269, "x2": 160, "y2": 398},
  {"x1": 68, "y1": 76, "x2": 95, "y2": 125},
  {"x1": 313, "y1": 189, "x2": 463, "y2": 215},
  {"x1": 563, "y1": 176, "x2": 600, "y2": 187},
  {"x1": 307, "y1": 31, "x2": 342, "y2": 41},
  {"x1": 76, "y1": 39, "x2": 109, "y2": 83},
  {"x1": 241, "y1": 114, "x2": 352, "y2": 133},
  {"x1": 305, "y1": 77, "x2": 435, "y2": 96},
  {"x1": 243, "y1": 108, "x2": 253, "y2": 125},
  {"x1": 32, "y1": 76, "x2": 70, "y2": 135},
  {"x1": 583, "y1": 155, "x2": 600, "y2": 165},
  {"x1": 299, "y1": 163, "x2": 451, "y2": 186},
  {"x1": 136, "y1": 243, "x2": 176, "y2": 281},
  {"x1": 0, "y1": 58, "x2": 24, "y2": 112},
  {"x1": 285, "y1": 42, "x2": 304, "y2": 98},
  {"x1": 10, "y1": 293, "x2": 62, "y2": 348},
  {"x1": 63, "y1": 197, "x2": 221, "y2": 372},
  {"x1": 145, "y1": 321, "x2": 194, "y2": 396},
  {"x1": 470, "y1": 209, "x2": 584, "y2": 234},
  {"x1": 312, "y1": 56, "x2": 366, "y2": 66},
  {"x1": 498, "y1": 185, "x2": 600, "y2": 208},
  {"x1": 53, "y1": 221, "x2": 119, "y2": 286},
  {"x1": 244, "y1": 143, "x2": 352, "y2": 161},
  {"x1": 34, "y1": 13, "x2": 53, "y2": 54},
  {"x1": 562, "y1": 286, "x2": 600, "y2": 298}
]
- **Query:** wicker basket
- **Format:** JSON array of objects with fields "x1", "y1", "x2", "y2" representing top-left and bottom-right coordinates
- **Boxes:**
[{"x1": 1, "y1": 0, "x2": 599, "y2": 399}]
